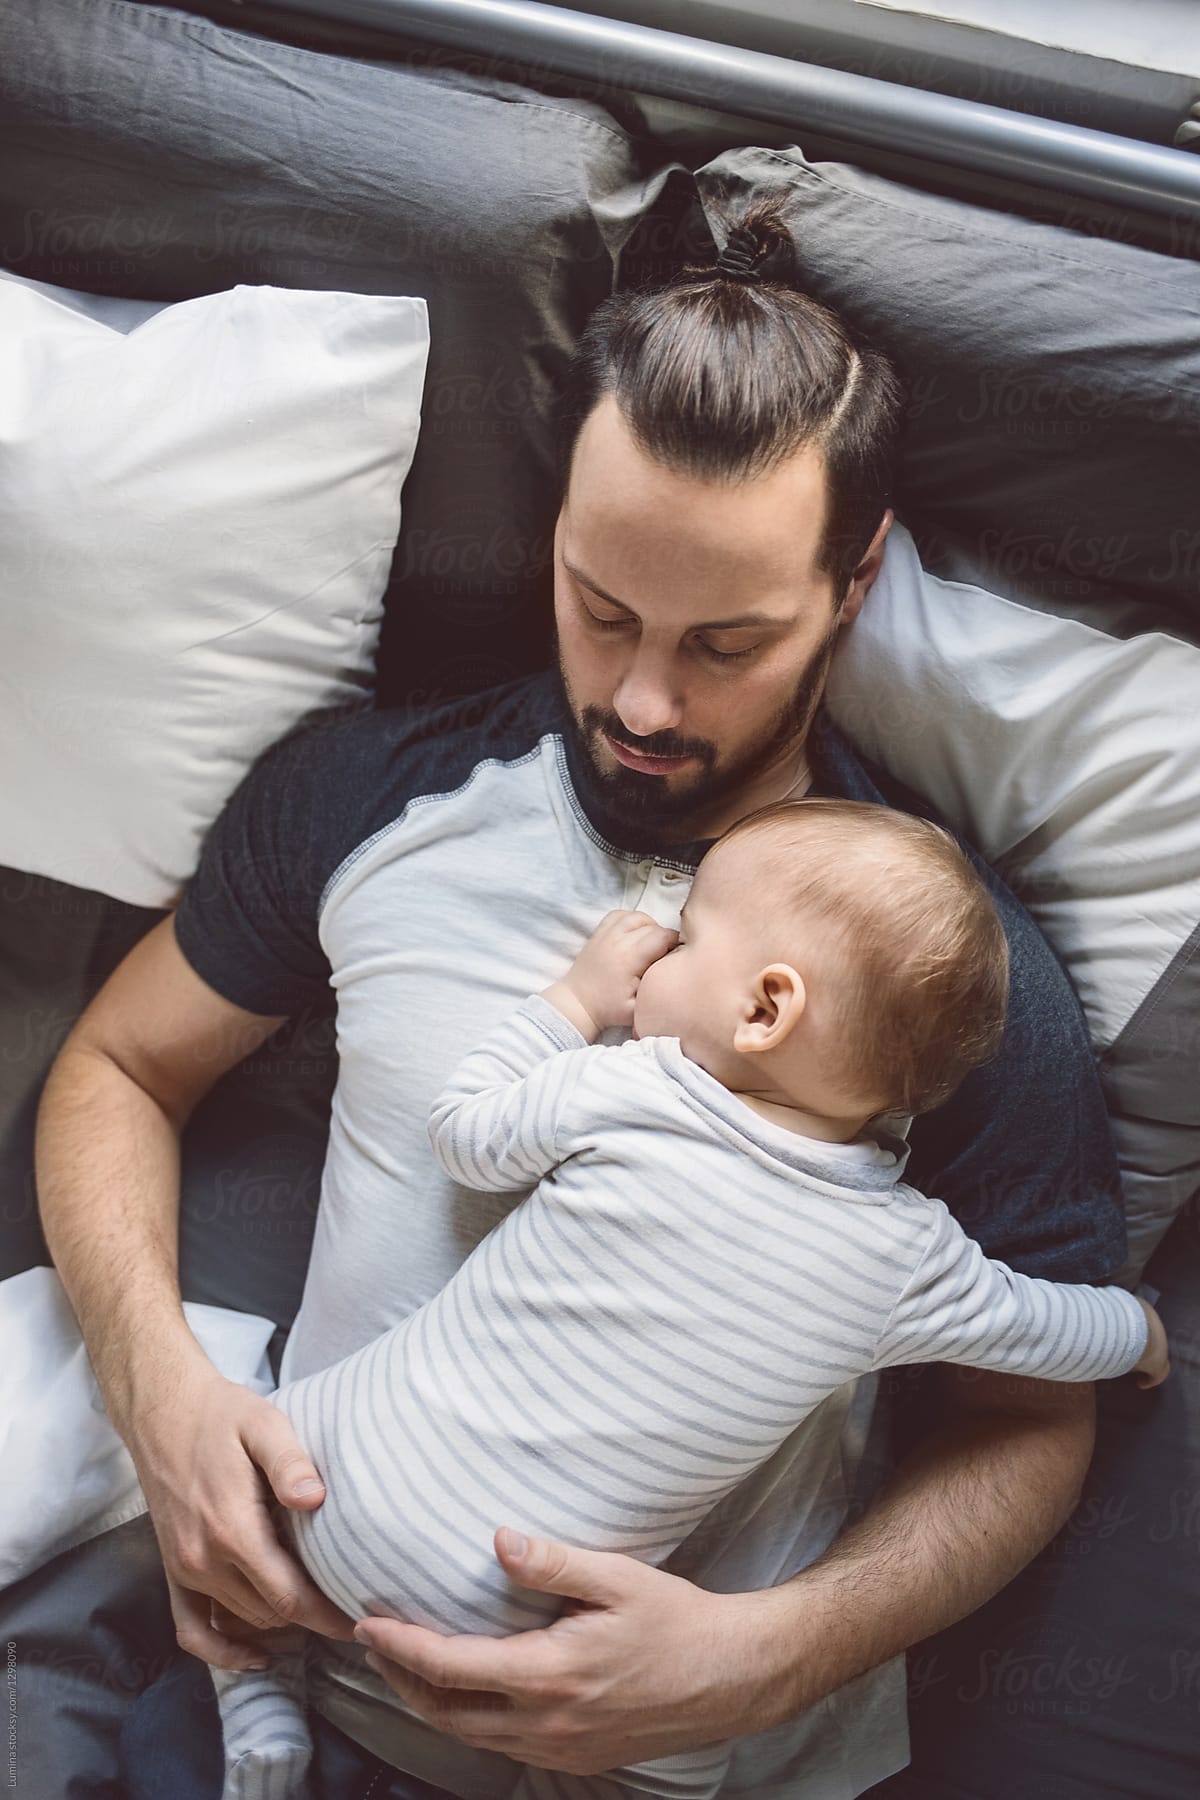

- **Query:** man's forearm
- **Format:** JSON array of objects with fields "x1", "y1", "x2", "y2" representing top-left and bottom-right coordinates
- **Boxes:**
[
  {"x1": 758, "y1": 1373, "x2": 1094, "y2": 1721},
  {"x1": 35, "y1": 1044, "x2": 202, "y2": 1435}
]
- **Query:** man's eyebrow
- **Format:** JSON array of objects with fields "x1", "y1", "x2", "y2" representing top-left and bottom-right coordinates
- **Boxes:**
[{"x1": 563, "y1": 559, "x2": 787, "y2": 632}]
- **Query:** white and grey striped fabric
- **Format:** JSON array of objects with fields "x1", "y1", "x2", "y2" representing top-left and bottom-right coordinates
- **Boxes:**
[{"x1": 213, "y1": 994, "x2": 1148, "y2": 1800}]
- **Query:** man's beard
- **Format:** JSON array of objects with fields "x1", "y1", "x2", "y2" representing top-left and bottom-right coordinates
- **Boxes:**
[{"x1": 556, "y1": 617, "x2": 840, "y2": 843}]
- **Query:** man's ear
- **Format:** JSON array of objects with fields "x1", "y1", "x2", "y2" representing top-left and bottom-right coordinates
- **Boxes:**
[
  {"x1": 838, "y1": 507, "x2": 893, "y2": 628},
  {"x1": 733, "y1": 965, "x2": 806, "y2": 1055}
]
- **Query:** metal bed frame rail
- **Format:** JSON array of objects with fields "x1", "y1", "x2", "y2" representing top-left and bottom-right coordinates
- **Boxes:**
[{"x1": 249, "y1": 0, "x2": 1200, "y2": 226}]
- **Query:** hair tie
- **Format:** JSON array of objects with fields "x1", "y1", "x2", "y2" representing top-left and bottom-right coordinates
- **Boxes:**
[{"x1": 715, "y1": 223, "x2": 761, "y2": 283}]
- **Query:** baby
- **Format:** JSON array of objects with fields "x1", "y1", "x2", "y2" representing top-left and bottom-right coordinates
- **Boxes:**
[{"x1": 212, "y1": 797, "x2": 1167, "y2": 1800}]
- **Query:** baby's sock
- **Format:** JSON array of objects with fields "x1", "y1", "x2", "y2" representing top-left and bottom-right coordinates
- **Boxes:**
[{"x1": 210, "y1": 1628, "x2": 313, "y2": 1800}]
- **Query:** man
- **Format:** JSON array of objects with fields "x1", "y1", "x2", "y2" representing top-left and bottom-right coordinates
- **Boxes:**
[{"x1": 38, "y1": 214, "x2": 1124, "y2": 1797}]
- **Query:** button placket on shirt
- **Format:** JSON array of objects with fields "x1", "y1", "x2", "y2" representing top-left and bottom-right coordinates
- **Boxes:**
[{"x1": 625, "y1": 860, "x2": 691, "y2": 929}]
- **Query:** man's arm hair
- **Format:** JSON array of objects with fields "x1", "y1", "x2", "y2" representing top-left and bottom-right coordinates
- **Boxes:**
[
  {"x1": 764, "y1": 1364, "x2": 1094, "y2": 1719},
  {"x1": 35, "y1": 912, "x2": 287, "y2": 1432}
]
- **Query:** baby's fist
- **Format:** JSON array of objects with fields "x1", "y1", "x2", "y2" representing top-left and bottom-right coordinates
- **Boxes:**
[
  {"x1": 549, "y1": 909, "x2": 678, "y2": 1037},
  {"x1": 1134, "y1": 1296, "x2": 1169, "y2": 1390}
]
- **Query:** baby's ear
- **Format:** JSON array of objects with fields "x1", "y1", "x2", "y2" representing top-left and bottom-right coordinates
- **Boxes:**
[
  {"x1": 734, "y1": 966, "x2": 806, "y2": 1053},
  {"x1": 733, "y1": 1013, "x2": 773, "y2": 1055}
]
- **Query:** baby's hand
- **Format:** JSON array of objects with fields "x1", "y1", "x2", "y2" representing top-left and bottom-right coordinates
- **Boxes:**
[
  {"x1": 1133, "y1": 1296, "x2": 1170, "y2": 1389},
  {"x1": 544, "y1": 910, "x2": 677, "y2": 1039}
]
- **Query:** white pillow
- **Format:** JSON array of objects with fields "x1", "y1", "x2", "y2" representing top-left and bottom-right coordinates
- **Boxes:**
[
  {"x1": 827, "y1": 523, "x2": 1200, "y2": 1282},
  {"x1": 0, "y1": 274, "x2": 429, "y2": 906},
  {"x1": 0, "y1": 1266, "x2": 275, "y2": 1587}
]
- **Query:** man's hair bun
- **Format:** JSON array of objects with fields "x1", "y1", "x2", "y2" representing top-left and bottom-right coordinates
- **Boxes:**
[{"x1": 698, "y1": 201, "x2": 800, "y2": 288}]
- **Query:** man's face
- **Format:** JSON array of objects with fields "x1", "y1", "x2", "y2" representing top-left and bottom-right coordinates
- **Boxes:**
[{"x1": 554, "y1": 395, "x2": 879, "y2": 843}]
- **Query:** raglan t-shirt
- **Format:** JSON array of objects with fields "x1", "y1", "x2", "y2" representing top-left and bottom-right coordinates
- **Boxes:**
[{"x1": 173, "y1": 668, "x2": 1127, "y2": 1800}]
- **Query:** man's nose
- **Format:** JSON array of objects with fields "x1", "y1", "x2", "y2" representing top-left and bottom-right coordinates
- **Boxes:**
[{"x1": 612, "y1": 650, "x2": 685, "y2": 740}]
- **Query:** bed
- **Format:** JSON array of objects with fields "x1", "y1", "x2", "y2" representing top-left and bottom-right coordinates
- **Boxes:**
[{"x1": 1, "y1": 3, "x2": 1198, "y2": 1795}]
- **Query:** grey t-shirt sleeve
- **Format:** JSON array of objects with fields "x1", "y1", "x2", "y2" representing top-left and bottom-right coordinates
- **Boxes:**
[
  {"x1": 172, "y1": 674, "x2": 563, "y2": 1021},
  {"x1": 172, "y1": 698, "x2": 375, "y2": 1017}
]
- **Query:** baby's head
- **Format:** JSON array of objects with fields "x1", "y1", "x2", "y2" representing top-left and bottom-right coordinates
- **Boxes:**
[{"x1": 633, "y1": 798, "x2": 1010, "y2": 1123}]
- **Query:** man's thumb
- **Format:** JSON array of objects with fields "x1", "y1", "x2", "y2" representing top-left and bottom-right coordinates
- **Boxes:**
[
  {"x1": 242, "y1": 1406, "x2": 326, "y2": 1509},
  {"x1": 494, "y1": 1527, "x2": 624, "y2": 1605}
]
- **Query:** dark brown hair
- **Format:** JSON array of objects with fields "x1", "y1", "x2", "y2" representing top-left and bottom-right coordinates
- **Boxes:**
[
  {"x1": 707, "y1": 797, "x2": 1010, "y2": 1116},
  {"x1": 555, "y1": 199, "x2": 905, "y2": 603}
]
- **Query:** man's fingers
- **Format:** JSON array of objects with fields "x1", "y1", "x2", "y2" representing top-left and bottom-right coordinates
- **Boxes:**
[
  {"x1": 229, "y1": 1535, "x2": 357, "y2": 1642},
  {"x1": 208, "y1": 1600, "x2": 279, "y2": 1653},
  {"x1": 168, "y1": 1578, "x2": 270, "y2": 1673},
  {"x1": 360, "y1": 1652, "x2": 531, "y2": 1757},
  {"x1": 180, "y1": 1497, "x2": 356, "y2": 1640},
  {"x1": 359, "y1": 1654, "x2": 597, "y2": 1768},
  {"x1": 353, "y1": 1617, "x2": 550, "y2": 1697},
  {"x1": 362, "y1": 1651, "x2": 439, "y2": 1714},
  {"x1": 175, "y1": 1558, "x2": 295, "y2": 1637},
  {"x1": 228, "y1": 1405, "x2": 355, "y2": 1639},
  {"x1": 363, "y1": 1654, "x2": 512, "y2": 1724},
  {"x1": 172, "y1": 1540, "x2": 354, "y2": 1644},
  {"x1": 240, "y1": 1405, "x2": 327, "y2": 1510},
  {"x1": 494, "y1": 1527, "x2": 630, "y2": 1607}
]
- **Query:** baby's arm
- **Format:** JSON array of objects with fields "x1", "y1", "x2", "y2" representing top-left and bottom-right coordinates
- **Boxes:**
[
  {"x1": 427, "y1": 995, "x2": 595, "y2": 1192},
  {"x1": 873, "y1": 1196, "x2": 1169, "y2": 1386},
  {"x1": 428, "y1": 909, "x2": 676, "y2": 1192}
]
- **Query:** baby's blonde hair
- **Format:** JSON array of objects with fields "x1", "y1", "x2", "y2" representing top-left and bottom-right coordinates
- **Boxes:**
[{"x1": 707, "y1": 798, "x2": 1010, "y2": 1116}]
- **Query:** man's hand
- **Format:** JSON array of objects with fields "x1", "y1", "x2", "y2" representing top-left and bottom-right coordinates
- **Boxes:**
[
  {"x1": 132, "y1": 1353, "x2": 355, "y2": 1670},
  {"x1": 353, "y1": 1528, "x2": 791, "y2": 1775},
  {"x1": 543, "y1": 910, "x2": 677, "y2": 1041}
]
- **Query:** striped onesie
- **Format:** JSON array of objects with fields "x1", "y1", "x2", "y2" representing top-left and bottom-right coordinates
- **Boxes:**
[{"x1": 213, "y1": 992, "x2": 1148, "y2": 1800}]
